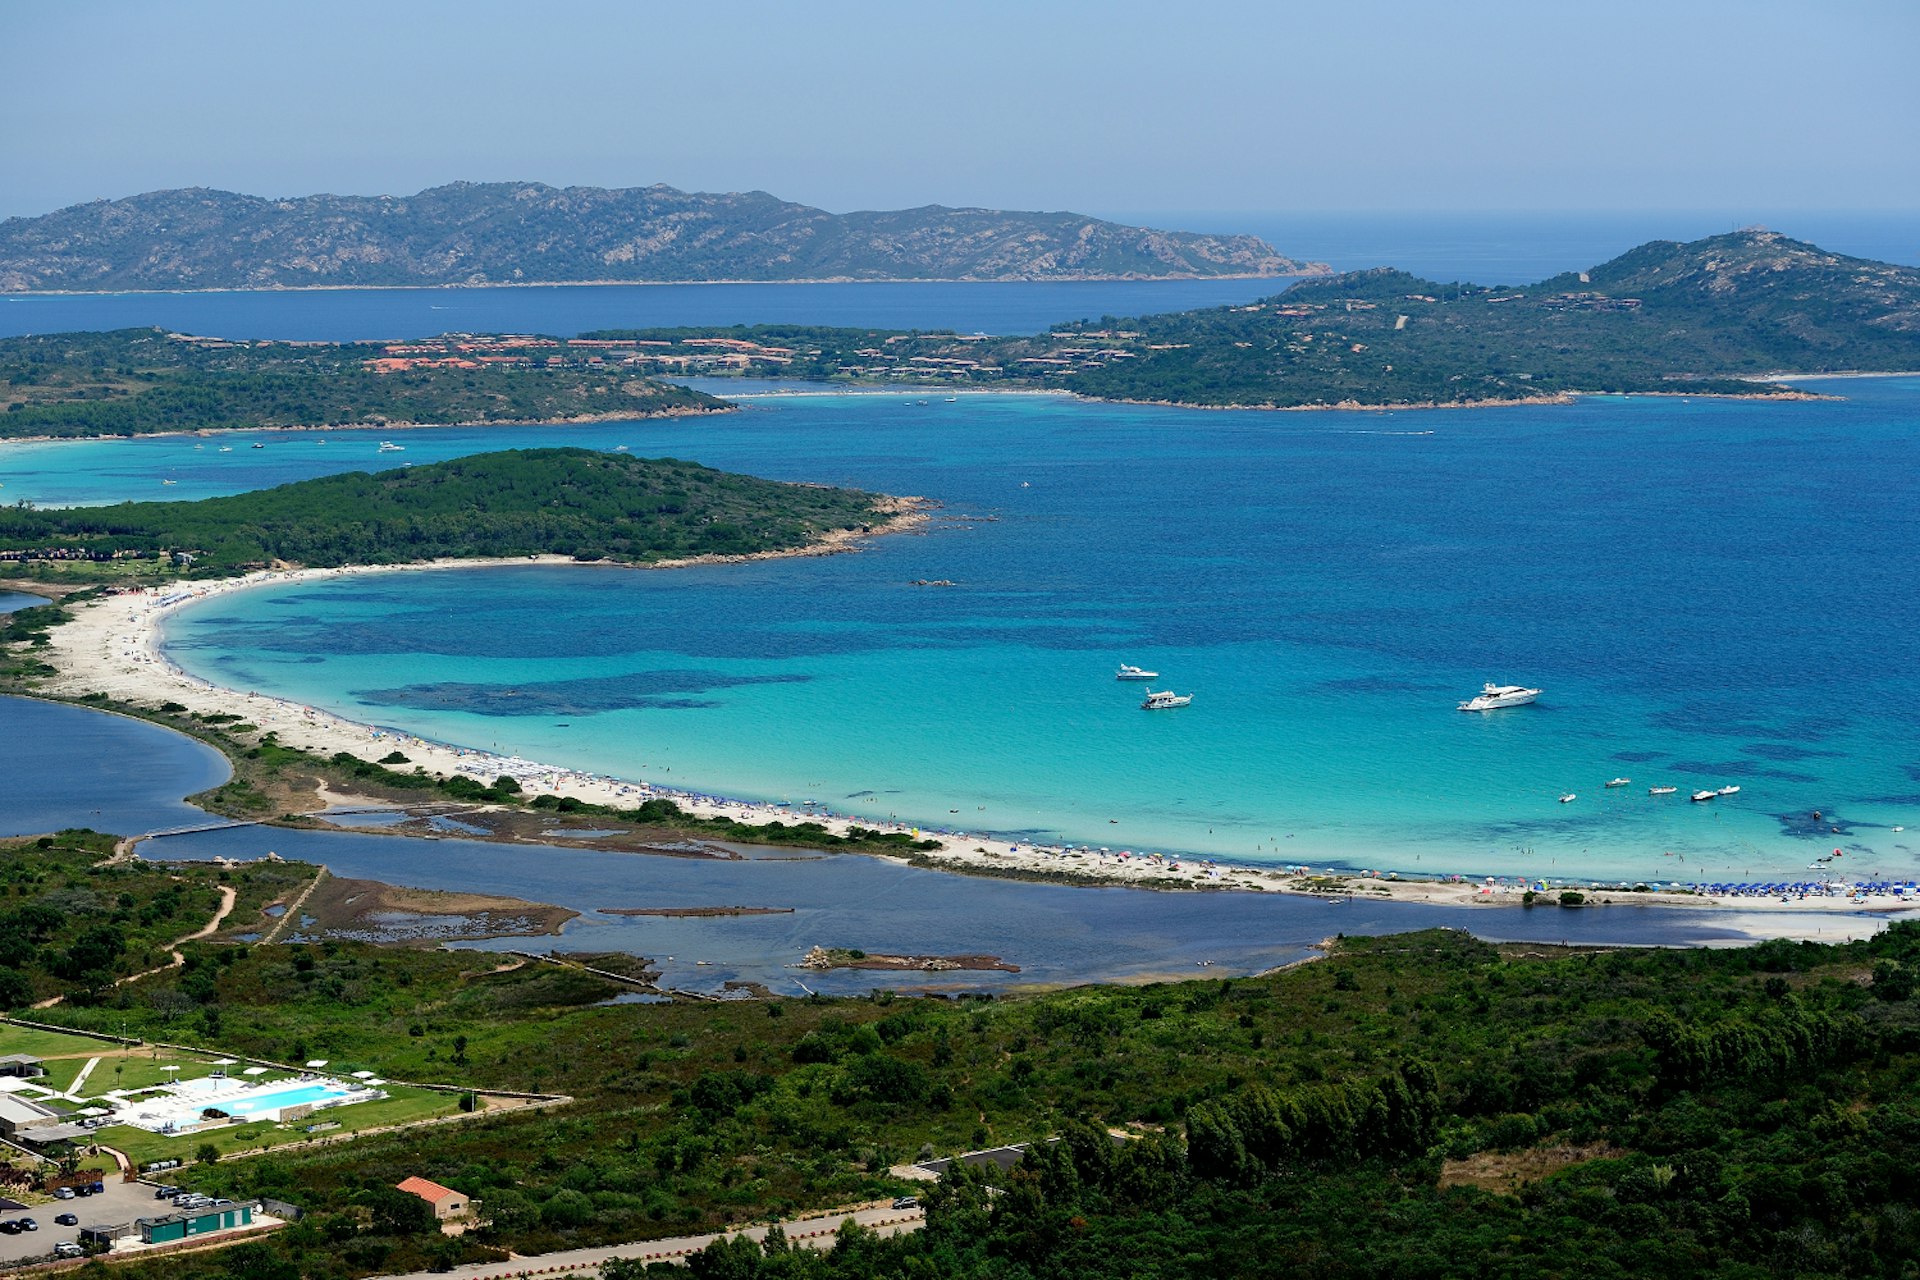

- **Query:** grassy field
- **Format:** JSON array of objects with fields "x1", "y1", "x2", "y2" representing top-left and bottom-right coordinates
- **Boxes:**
[
  {"x1": 89, "y1": 1086, "x2": 462, "y2": 1166},
  {"x1": 0, "y1": 1023, "x2": 468, "y2": 1167}
]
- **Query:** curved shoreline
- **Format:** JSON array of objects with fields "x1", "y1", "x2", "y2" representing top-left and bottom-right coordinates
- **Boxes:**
[{"x1": 30, "y1": 551, "x2": 1915, "y2": 937}]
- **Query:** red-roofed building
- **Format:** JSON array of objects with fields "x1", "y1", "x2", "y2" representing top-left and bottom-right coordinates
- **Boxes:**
[{"x1": 395, "y1": 1176, "x2": 469, "y2": 1220}]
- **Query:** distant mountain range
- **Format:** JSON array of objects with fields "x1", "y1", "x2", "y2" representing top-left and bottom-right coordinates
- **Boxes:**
[{"x1": 0, "y1": 182, "x2": 1321, "y2": 292}]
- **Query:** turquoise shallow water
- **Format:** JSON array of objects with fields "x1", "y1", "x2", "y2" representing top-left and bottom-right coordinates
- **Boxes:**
[
  {"x1": 2, "y1": 695, "x2": 1816, "y2": 994},
  {"x1": 80, "y1": 380, "x2": 1915, "y2": 886}
]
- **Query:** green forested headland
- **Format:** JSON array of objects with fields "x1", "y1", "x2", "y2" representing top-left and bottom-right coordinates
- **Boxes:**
[
  {"x1": 583, "y1": 230, "x2": 1920, "y2": 409},
  {"x1": 10, "y1": 870, "x2": 1919, "y2": 1280},
  {"x1": 0, "y1": 328, "x2": 722, "y2": 439},
  {"x1": 0, "y1": 448, "x2": 891, "y2": 575}
]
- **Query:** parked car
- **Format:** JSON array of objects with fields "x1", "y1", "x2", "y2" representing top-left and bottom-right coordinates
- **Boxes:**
[
  {"x1": 87, "y1": 1181, "x2": 105, "y2": 1194},
  {"x1": 54, "y1": 1242, "x2": 84, "y2": 1259},
  {"x1": 0, "y1": 1220, "x2": 20, "y2": 1235},
  {"x1": 18, "y1": 1218, "x2": 36, "y2": 1231},
  {"x1": 55, "y1": 1213, "x2": 79, "y2": 1226},
  {"x1": 53, "y1": 1187, "x2": 75, "y2": 1200},
  {"x1": 891, "y1": 1195, "x2": 919, "y2": 1209}
]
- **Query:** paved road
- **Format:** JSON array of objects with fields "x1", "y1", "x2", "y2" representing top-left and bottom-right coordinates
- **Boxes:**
[{"x1": 376, "y1": 1204, "x2": 924, "y2": 1280}]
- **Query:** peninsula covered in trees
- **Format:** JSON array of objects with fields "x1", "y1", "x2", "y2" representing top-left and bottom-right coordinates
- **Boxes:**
[
  {"x1": 0, "y1": 327, "x2": 724, "y2": 440},
  {"x1": 0, "y1": 182, "x2": 1315, "y2": 291},
  {"x1": 586, "y1": 230, "x2": 1920, "y2": 407},
  {"x1": 0, "y1": 448, "x2": 894, "y2": 576}
]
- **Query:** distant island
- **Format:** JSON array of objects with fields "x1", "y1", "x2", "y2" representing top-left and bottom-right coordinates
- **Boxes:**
[
  {"x1": 0, "y1": 448, "x2": 900, "y2": 578},
  {"x1": 0, "y1": 181, "x2": 1320, "y2": 291},
  {"x1": 576, "y1": 230, "x2": 1920, "y2": 408}
]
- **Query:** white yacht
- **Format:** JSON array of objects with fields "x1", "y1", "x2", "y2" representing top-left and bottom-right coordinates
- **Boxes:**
[
  {"x1": 1458, "y1": 682, "x2": 1542, "y2": 711},
  {"x1": 1649, "y1": 786, "x2": 1678, "y2": 795},
  {"x1": 1116, "y1": 664, "x2": 1158, "y2": 681},
  {"x1": 1717, "y1": 785, "x2": 1741, "y2": 796},
  {"x1": 378, "y1": 441, "x2": 405, "y2": 453},
  {"x1": 1691, "y1": 789, "x2": 1717, "y2": 802},
  {"x1": 1605, "y1": 777, "x2": 1631, "y2": 788},
  {"x1": 1141, "y1": 690, "x2": 1192, "y2": 710}
]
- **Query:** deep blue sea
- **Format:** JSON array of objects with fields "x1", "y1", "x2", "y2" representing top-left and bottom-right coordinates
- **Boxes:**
[
  {"x1": 12, "y1": 381, "x2": 1917, "y2": 886},
  {"x1": 0, "y1": 278, "x2": 1292, "y2": 344}
]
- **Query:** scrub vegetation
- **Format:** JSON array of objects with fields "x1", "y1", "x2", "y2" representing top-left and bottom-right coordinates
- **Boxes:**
[
  {"x1": 585, "y1": 230, "x2": 1920, "y2": 409},
  {"x1": 0, "y1": 327, "x2": 721, "y2": 439},
  {"x1": 0, "y1": 448, "x2": 890, "y2": 578},
  {"x1": 8, "y1": 872, "x2": 1917, "y2": 1280}
]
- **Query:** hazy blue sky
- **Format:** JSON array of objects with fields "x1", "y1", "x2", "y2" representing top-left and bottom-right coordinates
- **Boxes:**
[{"x1": 4, "y1": 0, "x2": 1916, "y2": 221}]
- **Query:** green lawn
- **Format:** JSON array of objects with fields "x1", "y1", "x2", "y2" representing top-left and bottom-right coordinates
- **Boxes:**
[
  {"x1": 92, "y1": 1084, "x2": 461, "y2": 1165},
  {"x1": 0, "y1": 1024, "x2": 125, "y2": 1060}
]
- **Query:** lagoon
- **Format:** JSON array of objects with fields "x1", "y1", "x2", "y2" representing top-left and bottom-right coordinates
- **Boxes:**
[{"x1": 6, "y1": 692, "x2": 1829, "y2": 995}]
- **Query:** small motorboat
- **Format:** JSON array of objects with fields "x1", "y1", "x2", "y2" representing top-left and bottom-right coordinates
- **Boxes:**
[
  {"x1": 250, "y1": 442, "x2": 265, "y2": 449},
  {"x1": 1691, "y1": 790, "x2": 1717, "y2": 802},
  {"x1": 1649, "y1": 786, "x2": 1678, "y2": 795},
  {"x1": 1559, "y1": 793, "x2": 1576, "y2": 804},
  {"x1": 1458, "y1": 682, "x2": 1543, "y2": 711},
  {"x1": 1142, "y1": 690, "x2": 1192, "y2": 710},
  {"x1": 1606, "y1": 777, "x2": 1631, "y2": 788},
  {"x1": 1116, "y1": 664, "x2": 1158, "y2": 681},
  {"x1": 1717, "y1": 785, "x2": 1741, "y2": 796}
]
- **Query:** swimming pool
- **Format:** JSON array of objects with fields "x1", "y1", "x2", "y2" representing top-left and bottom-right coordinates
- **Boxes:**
[{"x1": 222, "y1": 1083, "x2": 350, "y2": 1116}]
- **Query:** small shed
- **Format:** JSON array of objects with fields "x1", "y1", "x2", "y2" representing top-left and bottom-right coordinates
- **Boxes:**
[
  {"x1": 395, "y1": 1176, "x2": 469, "y2": 1220},
  {"x1": 137, "y1": 1201, "x2": 255, "y2": 1244}
]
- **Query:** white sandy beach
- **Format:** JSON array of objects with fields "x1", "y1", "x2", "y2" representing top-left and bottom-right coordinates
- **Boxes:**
[{"x1": 28, "y1": 555, "x2": 1917, "y2": 945}]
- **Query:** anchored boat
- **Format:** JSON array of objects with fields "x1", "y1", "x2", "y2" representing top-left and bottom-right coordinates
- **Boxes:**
[
  {"x1": 1458, "y1": 682, "x2": 1542, "y2": 711},
  {"x1": 1142, "y1": 690, "x2": 1192, "y2": 710}
]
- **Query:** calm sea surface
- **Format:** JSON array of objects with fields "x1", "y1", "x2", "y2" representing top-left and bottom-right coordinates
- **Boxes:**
[
  {"x1": 11, "y1": 381, "x2": 1912, "y2": 885},
  {"x1": 0, "y1": 278, "x2": 1293, "y2": 343}
]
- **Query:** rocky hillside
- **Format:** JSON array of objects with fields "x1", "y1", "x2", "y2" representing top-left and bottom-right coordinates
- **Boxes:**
[
  {"x1": 0, "y1": 182, "x2": 1320, "y2": 291},
  {"x1": 567, "y1": 231, "x2": 1920, "y2": 409}
]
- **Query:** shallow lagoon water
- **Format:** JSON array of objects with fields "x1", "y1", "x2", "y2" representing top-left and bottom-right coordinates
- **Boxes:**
[
  {"x1": 3, "y1": 693, "x2": 1898, "y2": 993},
  {"x1": 153, "y1": 820, "x2": 1815, "y2": 995},
  {"x1": 1, "y1": 696, "x2": 231, "y2": 837},
  {"x1": 112, "y1": 380, "x2": 1920, "y2": 885}
]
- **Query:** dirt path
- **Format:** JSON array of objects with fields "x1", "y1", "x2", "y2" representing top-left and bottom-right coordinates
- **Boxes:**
[
  {"x1": 30, "y1": 885, "x2": 237, "y2": 1009},
  {"x1": 259, "y1": 868, "x2": 327, "y2": 945}
]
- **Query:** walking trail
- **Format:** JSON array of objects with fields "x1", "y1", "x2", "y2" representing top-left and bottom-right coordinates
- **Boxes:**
[{"x1": 30, "y1": 886, "x2": 237, "y2": 1010}]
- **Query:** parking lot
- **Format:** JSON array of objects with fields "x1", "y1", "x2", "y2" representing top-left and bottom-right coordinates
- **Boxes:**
[{"x1": 0, "y1": 1178, "x2": 163, "y2": 1267}]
